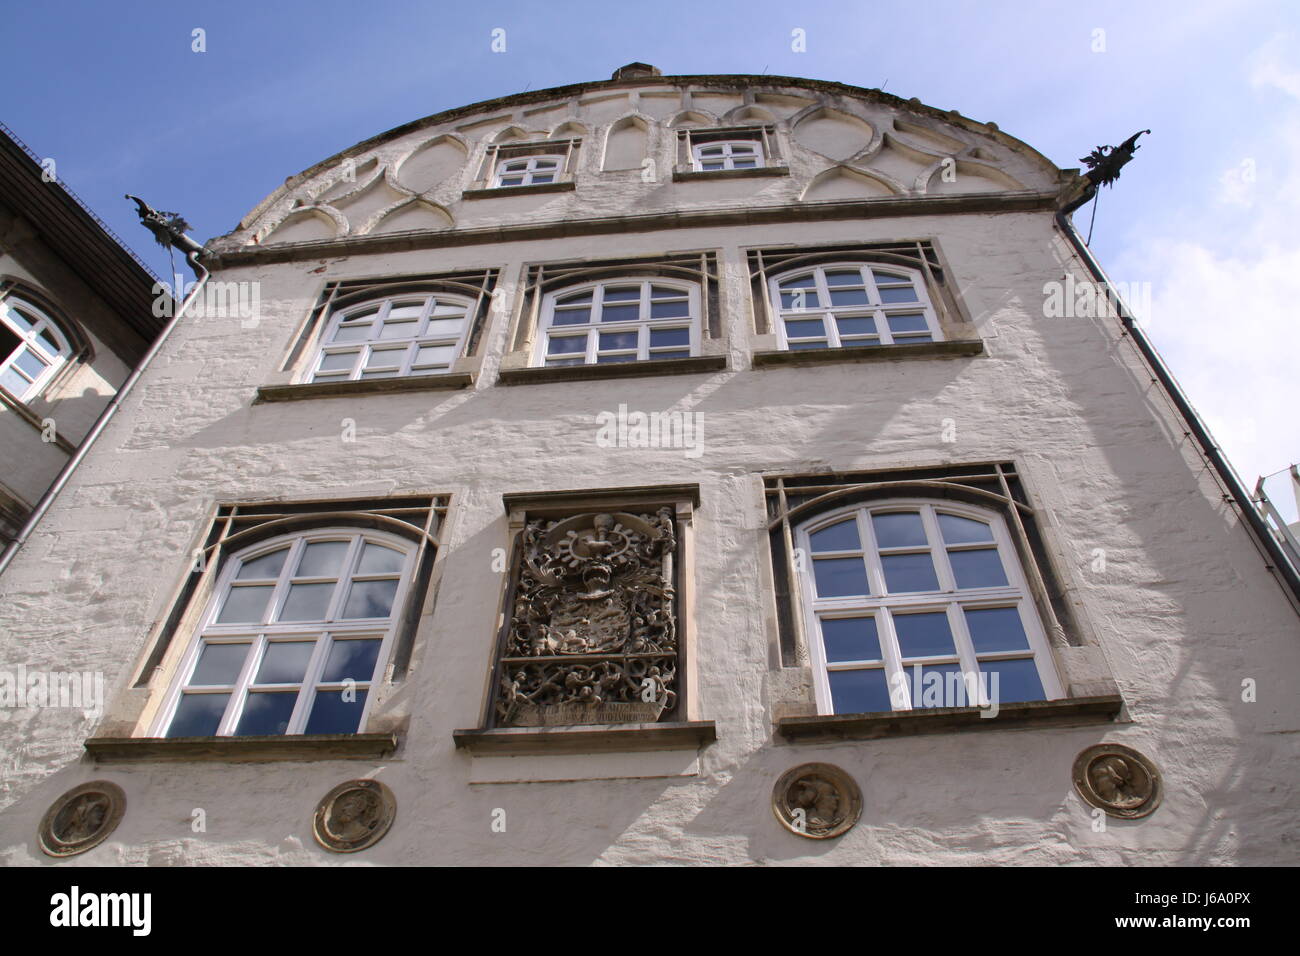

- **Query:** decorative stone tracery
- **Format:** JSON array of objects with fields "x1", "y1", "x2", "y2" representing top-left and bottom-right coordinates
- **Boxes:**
[{"x1": 495, "y1": 508, "x2": 679, "y2": 726}]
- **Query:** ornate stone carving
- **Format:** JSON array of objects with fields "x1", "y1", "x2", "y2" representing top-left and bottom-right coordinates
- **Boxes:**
[
  {"x1": 1072, "y1": 743, "x2": 1162, "y2": 819},
  {"x1": 312, "y1": 779, "x2": 396, "y2": 853},
  {"x1": 38, "y1": 781, "x2": 126, "y2": 857},
  {"x1": 496, "y1": 509, "x2": 678, "y2": 726},
  {"x1": 772, "y1": 763, "x2": 862, "y2": 839}
]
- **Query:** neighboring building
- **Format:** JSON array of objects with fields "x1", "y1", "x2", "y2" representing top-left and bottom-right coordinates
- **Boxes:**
[
  {"x1": 0, "y1": 124, "x2": 164, "y2": 545},
  {"x1": 1, "y1": 66, "x2": 1297, "y2": 865}
]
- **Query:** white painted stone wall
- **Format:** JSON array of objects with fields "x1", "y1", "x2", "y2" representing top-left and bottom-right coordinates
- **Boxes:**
[{"x1": 0, "y1": 78, "x2": 1296, "y2": 865}]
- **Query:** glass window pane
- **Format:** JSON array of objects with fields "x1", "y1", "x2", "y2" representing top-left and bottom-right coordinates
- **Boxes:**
[
  {"x1": 1, "y1": 367, "x2": 28, "y2": 395},
  {"x1": 234, "y1": 692, "x2": 297, "y2": 736},
  {"x1": 894, "y1": 612, "x2": 955, "y2": 658},
  {"x1": 780, "y1": 289, "x2": 819, "y2": 309},
  {"x1": 414, "y1": 345, "x2": 456, "y2": 366},
  {"x1": 318, "y1": 351, "x2": 357, "y2": 371},
  {"x1": 599, "y1": 330, "x2": 638, "y2": 351},
  {"x1": 357, "y1": 543, "x2": 405, "y2": 575},
  {"x1": 650, "y1": 299, "x2": 690, "y2": 319},
  {"x1": 649, "y1": 327, "x2": 690, "y2": 348},
  {"x1": 387, "y1": 303, "x2": 424, "y2": 319},
  {"x1": 37, "y1": 326, "x2": 62, "y2": 352},
  {"x1": 836, "y1": 317, "x2": 877, "y2": 336},
  {"x1": 331, "y1": 323, "x2": 372, "y2": 343},
  {"x1": 600, "y1": 304, "x2": 639, "y2": 323},
  {"x1": 881, "y1": 553, "x2": 939, "y2": 592},
  {"x1": 320, "y1": 638, "x2": 383, "y2": 683},
  {"x1": 887, "y1": 313, "x2": 929, "y2": 333},
  {"x1": 167, "y1": 693, "x2": 230, "y2": 737},
  {"x1": 879, "y1": 286, "x2": 919, "y2": 304},
  {"x1": 603, "y1": 286, "x2": 641, "y2": 301},
  {"x1": 812, "y1": 557, "x2": 868, "y2": 597},
  {"x1": 809, "y1": 518, "x2": 860, "y2": 553},
  {"x1": 829, "y1": 288, "x2": 870, "y2": 306},
  {"x1": 980, "y1": 658, "x2": 1046, "y2": 704},
  {"x1": 15, "y1": 349, "x2": 46, "y2": 377},
  {"x1": 650, "y1": 285, "x2": 684, "y2": 299},
  {"x1": 366, "y1": 348, "x2": 406, "y2": 369},
  {"x1": 378, "y1": 320, "x2": 418, "y2": 340},
  {"x1": 597, "y1": 353, "x2": 639, "y2": 363},
  {"x1": 425, "y1": 317, "x2": 466, "y2": 338},
  {"x1": 547, "y1": 334, "x2": 587, "y2": 355},
  {"x1": 828, "y1": 669, "x2": 892, "y2": 715},
  {"x1": 217, "y1": 585, "x2": 273, "y2": 624},
  {"x1": 0, "y1": 321, "x2": 22, "y2": 356},
  {"x1": 279, "y1": 582, "x2": 336, "y2": 621},
  {"x1": 732, "y1": 160, "x2": 757, "y2": 168},
  {"x1": 938, "y1": 513, "x2": 995, "y2": 544},
  {"x1": 342, "y1": 579, "x2": 399, "y2": 619},
  {"x1": 190, "y1": 643, "x2": 250, "y2": 685},
  {"x1": 871, "y1": 512, "x2": 928, "y2": 549},
  {"x1": 785, "y1": 318, "x2": 825, "y2": 338},
  {"x1": 873, "y1": 271, "x2": 908, "y2": 286},
  {"x1": 552, "y1": 308, "x2": 591, "y2": 326},
  {"x1": 500, "y1": 177, "x2": 524, "y2": 186},
  {"x1": 788, "y1": 340, "x2": 828, "y2": 350},
  {"x1": 530, "y1": 174, "x2": 554, "y2": 184},
  {"x1": 297, "y1": 541, "x2": 349, "y2": 578},
  {"x1": 236, "y1": 548, "x2": 288, "y2": 580},
  {"x1": 949, "y1": 548, "x2": 1008, "y2": 588},
  {"x1": 965, "y1": 607, "x2": 1031, "y2": 653},
  {"x1": 304, "y1": 689, "x2": 369, "y2": 735},
  {"x1": 907, "y1": 662, "x2": 970, "y2": 708},
  {"x1": 6, "y1": 306, "x2": 36, "y2": 332},
  {"x1": 821, "y1": 617, "x2": 880, "y2": 663},
  {"x1": 824, "y1": 270, "x2": 864, "y2": 287},
  {"x1": 557, "y1": 291, "x2": 593, "y2": 305},
  {"x1": 896, "y1": 333, "x2": 933, "y2": 343},
  {"x1": 256, "y1": 641, "x2": 316, "y2": 684}
]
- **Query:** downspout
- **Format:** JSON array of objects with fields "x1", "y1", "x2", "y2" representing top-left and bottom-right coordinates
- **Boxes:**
[
  {"x1": 0, "y1": 204, "x2": 208, "y2": 579},
  {"x1": 1054, "y1": 187, "x2": 1300, "y2": 615}
]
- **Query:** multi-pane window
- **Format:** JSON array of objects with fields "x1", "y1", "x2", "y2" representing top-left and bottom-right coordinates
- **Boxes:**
[
  {"x1": 309, "y1": 293, "x2": 472, "y2": 382},
  {"x1": 796, "y1": 500, "x2": 1061, "y2": 716},
  {"x1": 691, "y1": 139, "x2": 764, "y2": 171},
  {"x1": 0, "y1": 294, "x2": 72, "y2": 402},
  {"x1": 536, "y1": 278, "x2": 699, "y2": 367},
  {"x1": 155, "y1": 529, "x2": 416, "y2": 738},
  {"x1": 494, "y1": 154, "x2": 562, "y2": 187},
  {"x1": 768, "y1": 263, "x2": 942, "y2": 350}
]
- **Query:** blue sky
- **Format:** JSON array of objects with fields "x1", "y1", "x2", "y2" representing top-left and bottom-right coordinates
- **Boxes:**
[{"x1": 2, "y1": 0, "x2": 1296, "y2": 491}]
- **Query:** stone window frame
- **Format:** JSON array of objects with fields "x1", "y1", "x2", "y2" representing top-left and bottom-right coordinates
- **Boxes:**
[
  {"x1": 673, "y1": 125, "x2": 786, "y2": 179},
  {"x1": 458, "y1": 485, "x2": 705, "y2": 750},
  {"x1": 763, "y1": 462, "x2": 1122, "y2": 736},
  {"x1": 148, "y1": 526, "x2": 420, "y2": 739},
  {"x1": 767, "y1": 261, "x2": 946, "y2": 351},
  {"x1": 533, "y1": 276, "x2": 701, "y2": 368},
  {"x1": 492, "y1": 153, "x2": 564, "y2": 188},
  {"x1": 257, "y1": 269, "x2": 497, "y2": 401},
  {"x1": 467, "y1": 139, "x2": 581, "y2": 194},
  {"x1": 106, "y1": 495, "x2": 449, "y2": 758},
  {"x1": 796, "y1": 497, "x2": 1064, "y2": 717},
  {"x1": 0, "y1": 280, "x2": 86, "y2": 404}
]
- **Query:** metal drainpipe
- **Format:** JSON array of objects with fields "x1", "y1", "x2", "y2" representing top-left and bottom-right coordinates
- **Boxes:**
[
  {"x1": 0, "y1": 249, "x2": 209, "y2": 579},
  {"x1": 1054, "y1": 197, "x2": 1300, "y2": 614}
]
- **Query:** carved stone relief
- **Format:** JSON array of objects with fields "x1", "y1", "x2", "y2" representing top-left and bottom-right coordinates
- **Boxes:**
[
  {"x1": 772, "y1": 763, "x2": 862, "y2": 839},
  {"x1": 38, "y1": 781, "x2": 126, "y2": 857},
  {"x1": 1072, "y1": 743, "x2": 1162, "y2": 819},
  {"x1": 312, "y1": 779, "x2": 396, "y2": 853},
  {"x1": 495, "y1": 509, "x2": 678, "y2": 726}
]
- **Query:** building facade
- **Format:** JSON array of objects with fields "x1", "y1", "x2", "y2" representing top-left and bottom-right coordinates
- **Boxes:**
[{"x1": 1, "y1": 65, "x2": 1297, "y2": 865}]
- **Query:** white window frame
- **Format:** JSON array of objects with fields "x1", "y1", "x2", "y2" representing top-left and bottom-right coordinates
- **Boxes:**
[
  {"x1": 306, "y1": 292, "x2": 474, "y2": 383},
  {"x1": 795, "y1": 499, "x2": 1063, "y2": 716},
  {"x1": 690, "y1": 139, "x2": 765, "y2": 171},
  {"x1": 533, "y1": 277, "x2": 701, "y2": 367},
  {"x1": 0, "y1": 294, "x2": 72, "y2": 402},
  {"x1": 493, "y1": 154, "x2": 563, "y2": 188},
  {"x1": 768, "y1": 262, "x2": 943, "y2": 350},
  {"x1": 150, "y1": 528, "x2": 418, "y2": 738}
]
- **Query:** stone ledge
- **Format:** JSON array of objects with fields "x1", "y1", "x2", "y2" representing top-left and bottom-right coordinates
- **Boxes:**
[
  {"x1": 497, "y1": 354, "x2": 727, "y2": 386},
  {"x1": 452, "y1": 720, "x2": 717, "y2": 756},
  {"x1": 83, "y1": 733, "x2": 400, "y2": 762},
  {"x1": 672, "y1": 164, "x2": 790, "y2": 182},
  {"x1": 253, "y1": 372, "x2": 473, "y2": 403},
  {"x1": 752, "y1": 339, "x2": 984, "y2": 369},
  {"x1": 775, "y1": 695, "x2": 1124, "y2": 743},
  {"x1": 461, "y1": 180, "x2": 576, "y2": 200}
]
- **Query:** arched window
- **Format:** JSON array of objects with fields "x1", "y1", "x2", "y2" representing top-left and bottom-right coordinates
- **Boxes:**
[
  {"x1": 308, "y1": 292, "x2": 473, "y2": 383},
  {"x1": 154, "y1": 528, "x2": 417, "y2": 738},
  {"x1": 0, "y1": 293, "x2": 73, "y2": 401},
  {"x1": 691, "y1": 139, "x2": 764, "y2": 171},
  {"x1": 494, "y1": 154, "x2": 563, "y2": 187},
  {"x1": 768, "y1": 262, "x2": 942, "y2": 350},
  {"x1": 535, "y1": 277, "x2": 699, "y2": 367},
  {"x1": 796, "y1": 499, "x2": 1061, "y2": 715}
]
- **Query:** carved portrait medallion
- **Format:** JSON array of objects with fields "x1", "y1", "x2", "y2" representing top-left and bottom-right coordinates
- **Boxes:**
[
  {"x1": 1072, "y1": 743, "x2": 1162, "y2": 819},
  {"x1": 772, "y1": 763, "x2": 862, "y2": 839},
  {"x1": 312, "y1": 779, "x2": 396, "y2": 853},
  {"x1": 38, "y1": 781, "x2": 126, "y2": 857}
]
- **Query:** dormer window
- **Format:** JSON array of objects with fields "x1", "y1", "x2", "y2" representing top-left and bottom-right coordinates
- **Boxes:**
[
  {"x1": 494, "y1": 154, "x2": 562, "y2": 188},
  {"x1": 675, "y1": 126, "x2": 783, "y2": 178},
  {"x1": 691, "y1": 139, "x2": 764, "y2": 171}
]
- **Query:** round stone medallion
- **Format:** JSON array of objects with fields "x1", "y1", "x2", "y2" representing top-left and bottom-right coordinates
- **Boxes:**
[
  {"x1": 312, "y1": 779, "x2": 395, "y2": 853},
  {"x1": 38, "y1": 781, "x2": 126, "y2": 857},
  {"x1": 772, "y1": 762, "x2": 862, "y2": 839},
  {"x1": 1072, "y1": 743, "x2": 1162, "y2": 819}
]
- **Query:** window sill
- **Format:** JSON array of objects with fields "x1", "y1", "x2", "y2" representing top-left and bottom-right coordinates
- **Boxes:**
[
  {"x1": 452, "y1": 720, "x2": 717, "y2": 756},
  {"x1": 775, "y1": 695, "x2": 1124, "y2": 743},
  {"x1": 672, "y1": 165, "x2": 790, "y2": 182},
  {"x1": 83, "y1": 733, "x2": 400, "y2": 762},
  {"x1": 254, "y1": 372, "x2": 473, "y2": 404},
  {"x1": 461, "y1": 180, "x2": 576, "y2": 200},
  {"x1": 497, "y1": 354, "x2": 727, "y2": 386},
  {"x1": 753, "y1": 339, "x2": 983, "y2": 369}
]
